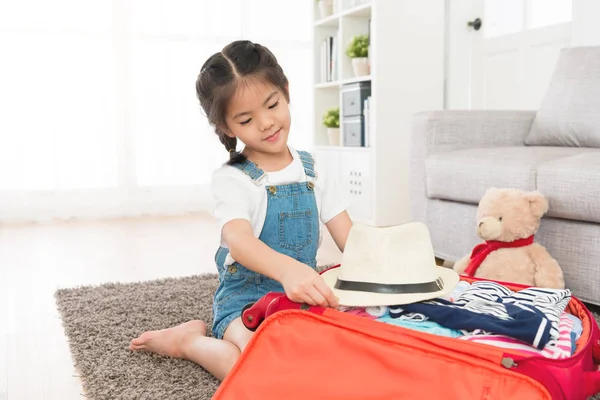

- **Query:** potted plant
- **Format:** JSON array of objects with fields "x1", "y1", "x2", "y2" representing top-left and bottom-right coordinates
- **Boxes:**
[
  {"x1": 346, "y1": 34, "x2": 369, "y2": 77},
  {"x1": 317, "y1": 0, "x2": 334, "y2": 19},
  {"x1": 322, "y1": 106, "x2": 340, "y2": 146}
]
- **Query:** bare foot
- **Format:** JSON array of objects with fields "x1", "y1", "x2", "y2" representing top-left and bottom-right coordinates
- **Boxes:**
[{"x1": 130, "y1": 320, "x2": 207, "y2": 359}]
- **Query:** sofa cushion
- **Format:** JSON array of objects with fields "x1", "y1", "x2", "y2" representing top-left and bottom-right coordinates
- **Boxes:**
[
  {"x1": 524, "y1": 46, "x2": 600, "y2": 147},
  {"x1": 426, "y1": 147, "x2": 596, "y2": 204},
  {"x1": 537, "y1": 152, "x2": 600, "y2": 223}
]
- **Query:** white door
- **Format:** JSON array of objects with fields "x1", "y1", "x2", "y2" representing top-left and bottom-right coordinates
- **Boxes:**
[{"x1": 446, "y1": 0, "x2": 573, "y2": 110}]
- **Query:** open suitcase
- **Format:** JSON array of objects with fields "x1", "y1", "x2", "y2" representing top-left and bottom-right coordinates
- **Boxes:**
[{"x1": 213, "y1": 266, "x2": 600, "y2": 400}]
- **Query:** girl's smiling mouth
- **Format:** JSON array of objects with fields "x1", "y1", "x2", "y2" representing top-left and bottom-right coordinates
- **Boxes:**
[{"x1": 263, "y1": 128, "x2": 281, "y2": 142}]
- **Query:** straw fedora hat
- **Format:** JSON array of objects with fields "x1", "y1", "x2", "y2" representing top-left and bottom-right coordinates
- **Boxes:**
[{"x1": 321, "y1": 221, "x2": 459, "y2": 307}]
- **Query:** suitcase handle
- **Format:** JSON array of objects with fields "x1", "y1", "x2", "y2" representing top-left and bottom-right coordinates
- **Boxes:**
[
  {"x1": 241, "y1": 292, "x2": 287, "y2": 331},
  {"x1": 241, "y1": 292, "x2": 320, "y2": 331},
  {"x1": 240, "y1": 265, "x2": 342, "y2": 331}
]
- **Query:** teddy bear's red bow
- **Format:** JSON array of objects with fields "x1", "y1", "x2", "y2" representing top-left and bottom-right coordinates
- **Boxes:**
[{"x1": 464, "y1": 235, "x2": 535, "y2": 277}]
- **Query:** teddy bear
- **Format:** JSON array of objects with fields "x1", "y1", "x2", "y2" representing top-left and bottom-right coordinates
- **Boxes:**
[{"x1": 453, "y1": 187, "x2": 565, "y2": 289}]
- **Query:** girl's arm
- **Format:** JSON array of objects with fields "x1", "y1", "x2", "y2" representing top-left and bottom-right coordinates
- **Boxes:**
[
  {"x1": 325, "y1": 211, "x2": 353, "y2": 253},
  {"x1": 222, "y1": 219, "x2": 339, "y2": 308}
]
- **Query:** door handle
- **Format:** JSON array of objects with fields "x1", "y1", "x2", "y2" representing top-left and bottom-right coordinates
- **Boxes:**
[{"x1": 467, "y1": 18, "x2": 482, "y2": 31}]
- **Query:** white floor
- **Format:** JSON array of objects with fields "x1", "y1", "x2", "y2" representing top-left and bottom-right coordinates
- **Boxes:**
[{"x1": 0, "y1": 214, "x2": 343, "y2": 400}]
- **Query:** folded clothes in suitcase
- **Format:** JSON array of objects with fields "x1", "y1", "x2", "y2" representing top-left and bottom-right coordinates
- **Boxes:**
[{"x1": 213, "y1": 270, "x2": 600, "y2": 400}]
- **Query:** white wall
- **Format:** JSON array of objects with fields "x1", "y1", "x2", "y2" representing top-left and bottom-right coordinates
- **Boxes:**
[
  {"x1": 0, "y1": 0, "x2": 314, "y2": 222},
  {"x1": 572, "y1": 0, "x2": 600, "y2": 45}
]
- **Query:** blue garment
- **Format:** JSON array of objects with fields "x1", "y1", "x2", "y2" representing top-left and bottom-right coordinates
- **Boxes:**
[
  {"x1": 376, "y1": 316, "x2": 463, "y2": 338},
  {"x1": 391, "y1": 281, "x2": 571, "y2": 349},
  {"x1": 211, "y1": 151, "x2": 320, "y2": 339},
  {"x1": 398, "y1": 299, "x2": 552, "y2": 349}
]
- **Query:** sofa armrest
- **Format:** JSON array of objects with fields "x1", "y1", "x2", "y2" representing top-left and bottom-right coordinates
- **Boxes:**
[
  {"x1": 411, "y1": 110, "x2": 537, "y2": 155},
  {"x1": 409, "y1": 110, "x2": 536, "y2": 224}
]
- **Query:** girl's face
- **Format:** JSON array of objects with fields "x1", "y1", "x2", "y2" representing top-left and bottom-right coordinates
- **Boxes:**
[{"x1": 223, "y1": 80, "x2": 291, "y2": 156}]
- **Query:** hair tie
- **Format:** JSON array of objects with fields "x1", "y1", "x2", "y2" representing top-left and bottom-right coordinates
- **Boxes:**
[{"x1": 229, "y1": 149, "x2": 235, "y2": 153}]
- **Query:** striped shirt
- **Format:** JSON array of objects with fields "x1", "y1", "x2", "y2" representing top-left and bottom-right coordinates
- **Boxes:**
[
  {"x1": 390, "y1": 281, "x2": 571, "y2": 349},
  {"x1": 460, "y1": 313, "x2": 575, "y2": 359}
]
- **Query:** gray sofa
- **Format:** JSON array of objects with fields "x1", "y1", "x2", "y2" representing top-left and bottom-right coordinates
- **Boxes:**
[{"x1": 410, "y1": 46, "x2": 600, "y2": 306}]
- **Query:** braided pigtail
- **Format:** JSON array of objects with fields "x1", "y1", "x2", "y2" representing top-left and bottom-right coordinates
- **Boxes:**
[{"x1": 217, "y1": 130, "x2": 246, "y2": 165}]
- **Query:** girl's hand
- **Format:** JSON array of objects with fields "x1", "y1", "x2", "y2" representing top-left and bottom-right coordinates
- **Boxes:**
[
  {"x1": 279, "y1": 261, "x2": 339, "y2": 308},
  {"x1": 221, "y1": 220, "x2": 339, "y2": 308}
]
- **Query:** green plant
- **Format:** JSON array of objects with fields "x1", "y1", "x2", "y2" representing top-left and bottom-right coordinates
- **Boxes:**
[
  {"x1": 345, "y1": 34, "x2": 369, "y2": 58},
  {"x1": 322, "y1": 106, "x2": 339, "y2": 128}
]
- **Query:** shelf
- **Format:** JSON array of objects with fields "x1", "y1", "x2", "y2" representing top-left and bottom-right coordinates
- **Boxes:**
[
  {"x1": 315, "y1": 80, "x2": 340, "y2": 89},
  {"x1": 314, "y1": 13, "x2": 339, "y2": 27},
  {"x1": 341, "y1": 75, "x2": 371, "y2": 85},
  {"x1": 311, "y1": 0, "x2": 447, "y2": 227},
  {"x1": 315, "y1": 76, "x2": 371, "y2": 89},
  {"x1": 341, "y1": 2, "x2": 372, "y2": 18},
  {"x1": 314, "y1": 2, "x2": 371, "y2": 26}
]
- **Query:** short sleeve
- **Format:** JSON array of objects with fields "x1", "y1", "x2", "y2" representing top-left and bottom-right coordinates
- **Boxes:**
[
  {"x1": 211, "y1": 168, "x2": 254, "y2": 233},
  {"x1": 316, "y1": 159, "x2": 350, "y2": 224}
]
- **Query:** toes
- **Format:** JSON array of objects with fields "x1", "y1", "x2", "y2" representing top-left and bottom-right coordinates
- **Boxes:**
[
  {"x1": 130, "y1": 343, "x2": 145, "y2": 351},
  {"x1": 130, "y1": 336, "x2": 148, "y2": 350},
  {"x1": 131, "y1": 335, "x2": 148, "y2": 346}
]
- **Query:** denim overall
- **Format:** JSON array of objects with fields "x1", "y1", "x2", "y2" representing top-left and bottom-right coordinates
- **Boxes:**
[{"x1": 212, "y1": 151, "x2": 320, "y2": 339}]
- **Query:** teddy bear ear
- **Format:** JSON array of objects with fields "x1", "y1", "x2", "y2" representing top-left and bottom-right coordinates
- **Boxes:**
[{"x1": 524, "y1": 191, "x2": 549, "y2": 218}]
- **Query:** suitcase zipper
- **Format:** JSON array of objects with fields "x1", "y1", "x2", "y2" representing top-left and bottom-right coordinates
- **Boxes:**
[
  {"x1": 501, "y1": 356, "x2": 565, "y2": 399},
  {"x1": 501, "y1": 357, "x2": 517, "y2": 368}
]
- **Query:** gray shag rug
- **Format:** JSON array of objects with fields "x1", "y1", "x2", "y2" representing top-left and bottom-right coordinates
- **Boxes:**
[
  {"x1": 55, "y1": 274, "x2": 600, "y2": 400},
  {"x1": 55, "y1": 274, "x2": 221, "y2": 400}
]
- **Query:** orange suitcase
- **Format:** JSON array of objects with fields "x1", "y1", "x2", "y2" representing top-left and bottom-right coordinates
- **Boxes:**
[{"x1": 213, "y1": 269, "x2": 600, "y2": 400}]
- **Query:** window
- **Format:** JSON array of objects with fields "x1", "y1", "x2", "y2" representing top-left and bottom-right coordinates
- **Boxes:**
[
  {"x1": 0, "y1": 0, "x2": 313, "y2": 219},
  {"x1": 484, "y1": 0, "x2": 572, "y2": 38},
  {"x1": 529, "y1": 0, "x2": 572, "y2": 29}
]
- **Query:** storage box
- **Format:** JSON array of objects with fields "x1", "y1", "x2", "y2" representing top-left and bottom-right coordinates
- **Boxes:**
[
  {"x1": 341, "y1": 81, "x2": 371, "y2": 118},
  {"x1": 343, "y1": 116, "x2": 364, "y2": 147}
]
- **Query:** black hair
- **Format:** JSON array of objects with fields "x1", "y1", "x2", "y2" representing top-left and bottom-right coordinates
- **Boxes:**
[{"x1": 195, "y1": 40, "x2": 290, "y2": 165}]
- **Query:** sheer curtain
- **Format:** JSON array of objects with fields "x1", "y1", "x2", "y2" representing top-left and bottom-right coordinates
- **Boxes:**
[{"x1": 0, "y1": 0, "x2": 313, "y2": 222}]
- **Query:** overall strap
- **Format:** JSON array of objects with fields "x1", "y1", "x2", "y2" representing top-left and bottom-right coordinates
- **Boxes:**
[
  {"x1": 297, "y1": 150, "x2": 317, "y2": 179},
  {"x1": 232, "y1": 160, "x2": 266, "y2": 186}
]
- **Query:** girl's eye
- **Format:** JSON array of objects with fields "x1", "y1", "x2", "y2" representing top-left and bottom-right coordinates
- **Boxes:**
[
  {"x1": 240, "y1": 118, "x2": 251, "y2": 126},
  {"x1": 268, "y1": 101, "x2": 279, "y2": 109}
]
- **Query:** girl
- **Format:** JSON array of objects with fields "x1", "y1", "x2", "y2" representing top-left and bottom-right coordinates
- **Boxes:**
[{"x1": 130, "y1": 40, "x2": 353, "y2": 381}]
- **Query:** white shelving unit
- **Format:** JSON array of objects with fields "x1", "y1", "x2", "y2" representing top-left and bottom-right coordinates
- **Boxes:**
[{"x1": 310, "y1": 0, "x2": 445, "y2": 226}]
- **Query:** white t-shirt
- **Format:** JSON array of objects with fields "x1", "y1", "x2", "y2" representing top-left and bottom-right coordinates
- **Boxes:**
[{"x1": 211, "y1": 146, "x2": 348, "y2": 266}]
